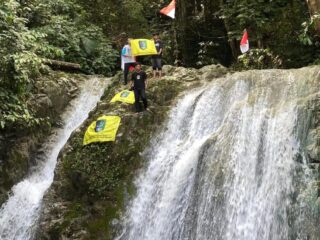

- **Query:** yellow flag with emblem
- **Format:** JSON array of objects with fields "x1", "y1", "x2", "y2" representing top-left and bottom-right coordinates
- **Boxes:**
[
  {"x1": 110, "y1": 90, "x2": 135, "y2": 104},
  {"x1": 130, "y1": 39, "x2": 157, "y2": 56},
  {"x1": 83, "y1": 116, "x2": 121, "y2": 145}
]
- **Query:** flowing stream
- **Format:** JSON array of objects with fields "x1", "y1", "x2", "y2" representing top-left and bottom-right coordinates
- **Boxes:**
[
  {"x1": 117, "y1": 70, "x2": 319, "y2": 240},
  {"x1": 0, "y1": 77, "x2": 109, "y2": 240}
]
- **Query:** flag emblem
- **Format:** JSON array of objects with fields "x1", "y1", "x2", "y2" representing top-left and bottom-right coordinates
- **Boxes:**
[
  {"x1": 95, "y1": 120, "x2": 106, "y2": 132},
  {"x1": 139, "y1": 40, "x2": 147, "y2": 50},
  {"x1": 120, "y1": 91, "x2": 130, "y2": 98}
]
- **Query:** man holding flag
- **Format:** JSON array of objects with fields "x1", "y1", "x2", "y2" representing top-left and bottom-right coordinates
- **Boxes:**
[{"x1": 151, "y1": 33, "x2": 164, "y2": 79}]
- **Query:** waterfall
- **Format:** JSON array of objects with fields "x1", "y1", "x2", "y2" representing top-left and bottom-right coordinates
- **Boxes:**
[
  {"x1": 0, "y1": 77, "x2": 109, "y2": 240},
  {"x1": 117, "y1": 70, "x2": 318, "y2": 240}
]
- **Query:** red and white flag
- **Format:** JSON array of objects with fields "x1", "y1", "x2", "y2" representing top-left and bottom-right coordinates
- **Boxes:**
[
  {"x1": 160, "y1": 0, "x2": 175, "y2": 19},
  {"x1": 240, "y1": 30, "x2": 249, "y2": 54}
]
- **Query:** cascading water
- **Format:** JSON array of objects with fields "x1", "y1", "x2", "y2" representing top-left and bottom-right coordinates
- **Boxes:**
[
  {"x1": 117, "y1": 70, "x2": 319, "y2": 240},
  {"x1": 0, "y1": 77, "x2": 109, "y2": 240}
]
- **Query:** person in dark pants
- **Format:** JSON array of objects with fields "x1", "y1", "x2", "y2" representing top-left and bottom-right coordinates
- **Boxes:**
[
  {"x1": 121, "y1": 38, "x2": 136, "y2": 84},
  {"x1": 151, "y1": 33, "x2": 163, "y2": 79},
  {"x1": 130, "y1": 63, "x2": 148, "y2": 112}
]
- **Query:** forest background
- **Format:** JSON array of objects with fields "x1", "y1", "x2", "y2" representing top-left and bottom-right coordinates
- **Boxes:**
[{"x1": 1, "y1": 0, "x2": 320, "y2": 130}]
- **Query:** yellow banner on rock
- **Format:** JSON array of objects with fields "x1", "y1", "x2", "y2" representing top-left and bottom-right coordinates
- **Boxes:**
[
  {"x1": 83, "y1": 116, "x2": 121, "y2": 145},
  {"x1": 110, "y1": 90, "x2": 135, "y2": 104},
  {"x1": 130, "y1": 39, "x2": 157, "y2": 56}
]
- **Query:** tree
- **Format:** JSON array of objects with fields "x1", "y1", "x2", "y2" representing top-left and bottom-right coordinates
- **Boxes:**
[{"x1": 305, "y1": 0, "x2": 320, "y2": 34}]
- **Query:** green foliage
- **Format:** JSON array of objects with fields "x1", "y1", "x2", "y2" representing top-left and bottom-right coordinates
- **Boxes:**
[
  {"x1": 77, "y1": 0, "x2": 156, "y2": 39},
  {"x1": 174, "y1": 0, "x2": 319, "y2": 68},
  {"x1": 0, "y1": 0, "x2": 47, "y2": 130},
  {"x1": 0, "y1": 87, "x2": 48, "y2": 129},
  {"x1": 0, "y1": 0, "x2": 117, "y2": 131},
  {"x1": 38, "y1": 17, "x2": 118, "y2": 75},
  {"x1": 220, "y1": 0, "x2": 316, "y2": 68},
  {"x1": 22, "y1": 0, "x2": 118, "y2": 75},
  {"x1": 299, "y1": 14, "x2": 320, "y2": 64},
  {"x1": 0, "y1": 0, "x2": 43, "y2": 93},
  {"x1": 236, "y1": 49, "x2": 282, "y2": 70}
]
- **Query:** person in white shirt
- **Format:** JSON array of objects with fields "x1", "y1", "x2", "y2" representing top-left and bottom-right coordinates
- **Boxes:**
[{"x1": 121, "y1": 39, "x2": 136, "y2": 85}]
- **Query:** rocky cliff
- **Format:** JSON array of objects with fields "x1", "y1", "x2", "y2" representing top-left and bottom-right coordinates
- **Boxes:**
[
  {"x1": 0, "y1": 72, "x2": 86, "y2": 205},
  {"x1": 36, "y1": 65, "x2": 228, "y2": 239},
  {"x1": 37, "y1": 65, "x2": 320, "y2": 240}
]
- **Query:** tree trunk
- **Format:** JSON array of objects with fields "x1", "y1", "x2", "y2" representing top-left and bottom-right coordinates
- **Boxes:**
[
  {"x1": 219, "y1": 0, "x2": 238, "y2": 60},
  {"x1": 176, "y1": 0, "x2": 199, "y2": 66},
  {"x1": 306, "y1": 0, "x2": 320, "y2": 34},
  {"x1": 43, "y1": 59, "x2": 82, "y2": 72}
]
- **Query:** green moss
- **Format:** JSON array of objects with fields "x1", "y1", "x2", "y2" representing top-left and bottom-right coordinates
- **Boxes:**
[{"x1": 46, "y1": 218, "x2": 72, "y2": 240}]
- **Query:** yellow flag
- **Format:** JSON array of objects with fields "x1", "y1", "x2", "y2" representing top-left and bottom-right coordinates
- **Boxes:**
[
  {"x1": 83, "y1": 116, "x2": 121, "y2": 145},
  {"x1": 110, "y1": 90, "x2": 135, "y2": 104},
  {"x1": 130, "y1": 39, "x2": 157, "y2": 56}
]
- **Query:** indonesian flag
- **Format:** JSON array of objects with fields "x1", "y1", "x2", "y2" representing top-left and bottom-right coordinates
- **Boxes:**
[
  {"x1": 160, "y1": 0, "x2": 175, "y2": 19},
  {"x1": 240, "y1": 30, "x2": 249, "y2": 54}
]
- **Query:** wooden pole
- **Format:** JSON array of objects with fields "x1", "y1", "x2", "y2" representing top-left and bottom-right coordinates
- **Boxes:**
[{"x1": 43, "y1": 59, "x2": 81, "y2": 71}]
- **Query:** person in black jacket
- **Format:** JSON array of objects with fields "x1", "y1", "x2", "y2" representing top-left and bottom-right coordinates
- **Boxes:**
[{"x1": 130, "y1": 63, "x2": 148, "y2": 112}]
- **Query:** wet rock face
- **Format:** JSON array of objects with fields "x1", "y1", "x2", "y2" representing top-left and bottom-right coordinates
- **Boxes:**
[
  {"x1": 306, "y1": 97, "x2": 320, "y2": 164},
  {"x1": 305, "y1": 92, "x2": 320, "y2": 238},
  {"x1": 37, "y1": 65, "x2": 320, "y2": 240},
  {"x1": 0, "y1": 71, "x2": 85, "y2": 205},
  {"x1": 32, "y1": 74, "x2": 81, "y2": 120}
]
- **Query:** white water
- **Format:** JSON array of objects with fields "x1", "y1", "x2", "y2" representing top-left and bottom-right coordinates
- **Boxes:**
[
  {"x1": 117, "y1": 71, "x2": 317, "y2": 240},
  {"x1": 0, "y1": 77, "x2": 109, "y2": 240}
]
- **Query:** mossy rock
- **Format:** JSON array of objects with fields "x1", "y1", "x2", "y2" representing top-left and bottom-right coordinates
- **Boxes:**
[{"x1": 37, "y1": 65, "x2": 228, "y2": 239}]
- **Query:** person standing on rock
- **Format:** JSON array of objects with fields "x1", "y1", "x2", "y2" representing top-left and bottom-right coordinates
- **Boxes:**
[
  {"x1": 130, "y1": 63, "x2": 148, "y2": 112},
  {"x1": 121, "y1": 38, "x2": 136, "y2": 85},
  {"x1": 151, "y1": 33, "x2": 163, "y2": 79}
]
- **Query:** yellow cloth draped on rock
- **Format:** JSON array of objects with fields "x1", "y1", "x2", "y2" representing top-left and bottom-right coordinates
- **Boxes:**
[
  {"x1": 130, "y1": 39, "x2": 157, "y2": 56},
  {"x1": 83, "y1": 116, "x2": 121, "y2": 145},
  {"x1": 110, "y1": 90, "x2": 135, "y2": 104}
]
